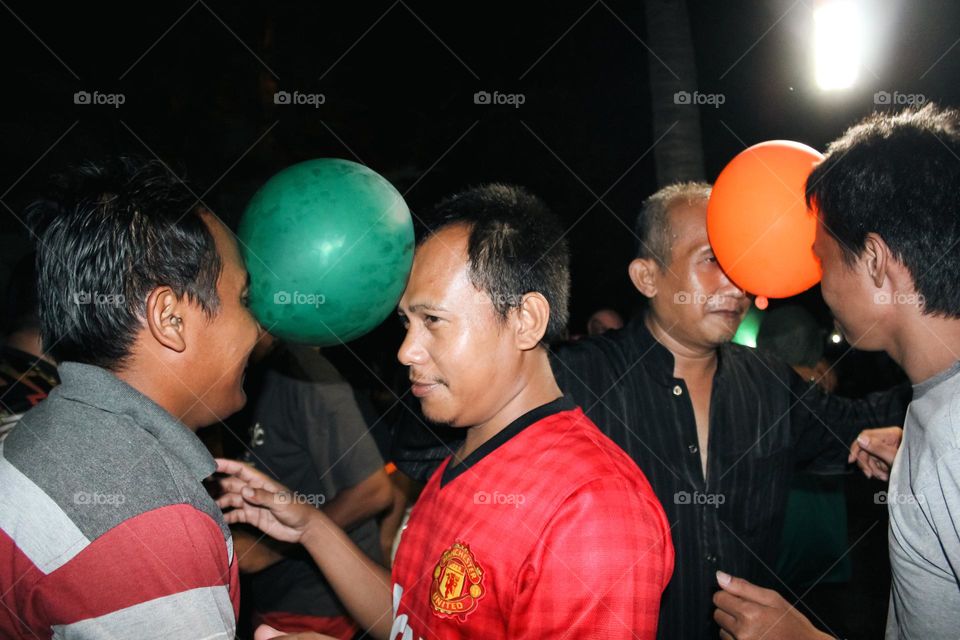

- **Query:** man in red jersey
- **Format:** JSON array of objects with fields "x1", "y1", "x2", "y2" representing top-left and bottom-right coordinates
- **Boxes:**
[{"x1": 217, "y1": 184, "x2": 674, "y2": 639}]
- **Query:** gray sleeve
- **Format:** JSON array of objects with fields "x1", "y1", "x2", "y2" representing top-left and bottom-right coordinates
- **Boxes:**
[
  {"x1": 929, "y1": 447, "x2": 960, "y2": 582},
  {"x1": 303, "y1": 381, "x2": 384, "y2": 491}
]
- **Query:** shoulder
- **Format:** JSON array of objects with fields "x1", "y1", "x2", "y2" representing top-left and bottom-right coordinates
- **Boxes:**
[{"x1": 520, "y1": 408, "x2": 655, "y2": 498}]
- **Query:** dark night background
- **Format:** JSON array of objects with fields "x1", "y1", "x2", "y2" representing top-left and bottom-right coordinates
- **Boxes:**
[{"x1": 1, "y1": 1, "x2": 958, "y2": 636}]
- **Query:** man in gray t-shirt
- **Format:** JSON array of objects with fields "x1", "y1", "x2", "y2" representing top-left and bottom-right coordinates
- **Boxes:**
[
  {"x1": 711, "y1": 105, "x2": 960, "y2": 640},
  {"x1": 886, "y1": 362, "x2": 960, "y2": 638}
]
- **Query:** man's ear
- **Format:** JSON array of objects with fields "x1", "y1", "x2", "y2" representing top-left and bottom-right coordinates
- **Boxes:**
[
  {"x1": 145, "y1": 287, "x2": 187, "y2": 353},
  {"x1": 862, "y1": 232, "x2": 891, "y2": 289},
  {"x1": 629, "y1": 258, "x2": 660, "y2": 299},
  {"x1": 514, "y1": 292, "x2": 551, "y2": 351}
]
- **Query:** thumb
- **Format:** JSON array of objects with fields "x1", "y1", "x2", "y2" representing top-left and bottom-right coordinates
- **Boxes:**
[{"x1": 716, "y1": 571, "x2": 779, "y2": 607}]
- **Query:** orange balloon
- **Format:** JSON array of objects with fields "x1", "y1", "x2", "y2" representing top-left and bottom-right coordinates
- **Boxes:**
[{"x1": 707, "y1": 140, "x2": 824, "y2": 299}]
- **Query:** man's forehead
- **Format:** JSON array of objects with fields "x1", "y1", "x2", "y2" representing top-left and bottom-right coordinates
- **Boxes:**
[{"x1": 667, "y1": 200, "x2": 710, "y2": 251}]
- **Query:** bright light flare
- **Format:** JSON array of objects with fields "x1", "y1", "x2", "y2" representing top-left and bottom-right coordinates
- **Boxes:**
[{"x1": 814, "y1": 0, "x2": 862, "y2": 90}]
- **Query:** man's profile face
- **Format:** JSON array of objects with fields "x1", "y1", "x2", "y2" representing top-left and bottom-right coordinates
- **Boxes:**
[
  {"x1": 184, "y1": 213, "x2": 260, "y2": 425},
  {"x1": 647, "y1": 200, "x2": 749, "y2": 348},
  {"x1": 396, "y1": 225, "x2": 521, "y2": 428},
  {"x1": 813, "y1": 219, "x2": 884, "y2": 350}
]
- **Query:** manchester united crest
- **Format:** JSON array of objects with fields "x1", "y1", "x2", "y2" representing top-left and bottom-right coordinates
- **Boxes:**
[{"x1": 430, "y1": 540, "x2": 486, "y2": 620}]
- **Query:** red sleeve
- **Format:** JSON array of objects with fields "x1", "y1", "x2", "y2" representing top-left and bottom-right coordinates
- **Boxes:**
[
  {"x1": 27, "y1": 504, "x2": 238, "y2": 638},
  {"x1": 507, "y1": 476, "x2": 674, "y2": 639}
]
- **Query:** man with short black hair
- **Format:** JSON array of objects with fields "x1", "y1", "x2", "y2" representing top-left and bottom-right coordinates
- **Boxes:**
[
  {"x1": 714, "y1": 104, "x2": 960, "y2": 640},
  {"x1": 217, "y1": 184, "x2": 674, "y2": 639},
  {"x1": 0, "y1": 157, "x2": 259, "y2": 638}
]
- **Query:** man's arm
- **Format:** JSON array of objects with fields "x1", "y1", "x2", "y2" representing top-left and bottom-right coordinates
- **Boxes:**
[
  {"x1": 30, "y1": 504, "x2": 237, "y2": 639},
  {"x1": 322, "y1": 467, "x2": 393, "y2": 531},
  {"x1": 788, "y1": 366, "x2": 911, "y2": 473},
  {"x1": 216, "y1": 458, "x2": 393, "y2": 640},
  {"x1": 231, "y1": 525, "x2": 291, "y2": 573},
  {"x1": 231, "y1": 467, "x2": 392, "y2": 574}
]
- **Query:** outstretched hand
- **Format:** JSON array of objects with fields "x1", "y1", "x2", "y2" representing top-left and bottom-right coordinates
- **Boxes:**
[{"x1": 215, "y1": 458, "x2": 321, "y2": 544}]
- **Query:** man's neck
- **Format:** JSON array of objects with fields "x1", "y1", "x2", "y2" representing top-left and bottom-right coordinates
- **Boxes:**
[
  {"x1": 457, "y1": 355, "x2": 562, "y2": 462},
  {"x1": 887, "y1": 314, "x2": 960, "y2": 385},
  {"x1": 114, "y1": 364, "x2": 201, "y2": 432},
  {"x1": 645, "y1": 314, "x2": 718, "y2": 380}
]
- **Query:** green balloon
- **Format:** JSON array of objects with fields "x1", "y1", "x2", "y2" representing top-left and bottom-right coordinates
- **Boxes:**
[{"x1": 238, "y1": 159, "x2": 414, "y2": 345}]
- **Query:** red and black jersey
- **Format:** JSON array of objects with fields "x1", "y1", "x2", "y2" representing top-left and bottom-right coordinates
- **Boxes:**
[{"x1": 391, "y1": 396, "x2": 673, "y2": 639}]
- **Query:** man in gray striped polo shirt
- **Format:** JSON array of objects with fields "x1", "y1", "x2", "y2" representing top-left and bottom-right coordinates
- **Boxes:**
[{"x1": 0, "y1": 156, "x2": 260, "y2": 639}]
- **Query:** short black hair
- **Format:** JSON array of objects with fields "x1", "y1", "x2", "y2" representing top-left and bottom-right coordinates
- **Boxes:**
[
  {"x1": 422, "y1": 184, "x2": 570, "y2": 343},
  {"x1": 807, "y1": 104, "x2": 960, "y2": 318},
  {"x1": 635, "y1": 182, "x2": 711, "y2": 265},
  {"x1": 27, "y1": 156, "x2": 222, "y2": 369}
]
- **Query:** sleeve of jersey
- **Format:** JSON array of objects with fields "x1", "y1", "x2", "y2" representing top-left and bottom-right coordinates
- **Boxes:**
[
  {"x1": 28, "y1": 503, "x2": 238, "y2": 639},
  {"x1": 507, "y1": 476, "x2": 674, "y2": 640}
]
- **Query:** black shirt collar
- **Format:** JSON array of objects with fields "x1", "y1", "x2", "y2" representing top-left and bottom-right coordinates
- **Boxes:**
[
  {"x1": 625, "y1": 317, "x2": 732, "y2": 386},
  {"x1": 440, "y1": 395, "x2": 575, "y2": 487}
]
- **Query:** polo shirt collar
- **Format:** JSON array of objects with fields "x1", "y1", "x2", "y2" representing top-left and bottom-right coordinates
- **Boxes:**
[{"x1": 55, "y1": 362, "x2": 215, "y2": 481}]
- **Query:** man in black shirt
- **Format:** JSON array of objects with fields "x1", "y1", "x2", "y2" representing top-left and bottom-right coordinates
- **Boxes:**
[{"x1": 391, "y1": 181, "x2": 908, "y2": 639}]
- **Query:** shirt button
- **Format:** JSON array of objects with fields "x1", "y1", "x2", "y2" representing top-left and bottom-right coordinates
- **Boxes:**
[
  {"x1": 688, "y1": 444, "x2": 698, "y2": 454},
  {"x1": 673, "y1": 385, "x2": 683, "y2": 396}
]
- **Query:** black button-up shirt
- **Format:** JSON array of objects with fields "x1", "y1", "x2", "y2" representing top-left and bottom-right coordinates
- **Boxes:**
[{"x1": 390, "y1": 319, "x2": 910, "y2": 639}]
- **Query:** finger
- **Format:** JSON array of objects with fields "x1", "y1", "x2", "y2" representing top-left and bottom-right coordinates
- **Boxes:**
[
  {"x1": 713, "y1": 590, "x2": 745, "y2": 616},
  {"x1": 848, "y1": 438, "x2": 863, "y2": 464},
  {"x1": 222, "y1": 507, "x2": 251, "y2": 525},
  {"x1": 857, "y1": 450, "x2": 873, "y2": 479},
  {"x1": 215, "y1": 459, "x2": 283, "y2": 492},
  {"x1": 717, "y1": 571, "x2": 782, "y2": 608},
  {"x1": 868, "y1": 457, "x2": 890, "y2": 481},
  {"x1": 713, "y1": 607, "x2": 739, "y2": 634},
  {"x1": 216, "y1": 492, "x2": 248, "y2": 511},
  {"x1": 719, "y1": 631, "x2": 735, "y2": 640},
  {"x1": 219, "y1": 476, "x2": 252, "y2": 496}
]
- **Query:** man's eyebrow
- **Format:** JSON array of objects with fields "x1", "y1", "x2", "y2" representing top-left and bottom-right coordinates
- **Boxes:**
[{"x1": 407, "y1": 303, "x2": 450, "y2": 313}]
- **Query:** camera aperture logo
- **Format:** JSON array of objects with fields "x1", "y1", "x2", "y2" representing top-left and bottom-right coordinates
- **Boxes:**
[{"x1": 274, "y1": 290, "x2": 326, "y2": 308}]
